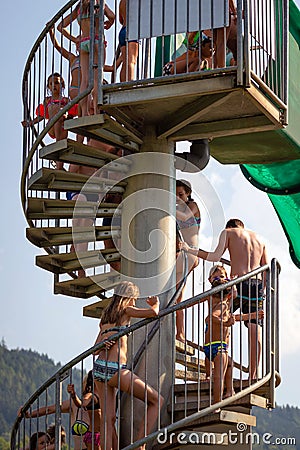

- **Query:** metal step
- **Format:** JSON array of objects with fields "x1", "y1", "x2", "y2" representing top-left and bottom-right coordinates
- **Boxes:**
[
  {"x1": 26, "y1": 225, "x2": 120, "y2": 248},
  {"x1": 175, "y1": 352, "x2": 206, "y2": 372},
  {"x1": 174, "y1": 379, "x2": 265, "y2": 397},
  {"x1": 26, "y1": 198, "x2": 119, "y2": 220},
  {"x1": 54, "y1": 272, "x2": 121, "y2": 299},
  {"x1": 175, "y1": 370, "x2": 206, "y2": 382},
  {"x1": 36, "y1": 249, "x2": 120, "y2": 274},
  {"x1": 171, "y1": 408, "x2": 256, "y2": 429},
  {"x1": 64, "y1": 113, "x2": 142, "y2": 152},
  {"x1": 175, "y1": 340, "x2": 195, "y2": 356},
  {"x1": 198, "y1": 410, "x2": 256, "y2": 427},
  {"x1": 39, "y1": 138, "x2": 131, "y2": 170},
  {"x1": 174, "y1": 379, "x2": 272, "y2": 407},
  {"x1": 28, "y1": 168, "x2": 126, "y2": 194},
  {"x1": 83, "y1": 296, "x2": 113, "y2": 318},
  {"x1": 169, "y1": 394, "x2": 268, "y2": 414}
]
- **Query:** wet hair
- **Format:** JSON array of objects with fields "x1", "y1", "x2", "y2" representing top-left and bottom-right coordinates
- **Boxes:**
[
  {"x1": 208, "y1": 264, "x2": 227, "y2": 279},
  {"x1": 176, "y1": 179, "x2": 194, "y2": 202},
  {"x1": 101, "y1": 281, "x2": 140, "y2": 325},
  {"x1": 46, "y1": 72, "x2": 65, "y2": 94},
  {"x1": 29, "y1": 432, "x2": 50, "y2": 450},
  {"x1": 225, "y1": 218, "x2": 244, "y2": 229},
  {"x1": 46, "y1": 424, "x2": 66, "y2": 445}
]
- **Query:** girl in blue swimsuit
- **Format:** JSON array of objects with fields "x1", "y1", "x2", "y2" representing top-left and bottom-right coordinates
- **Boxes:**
[{"x1": 93, "y1": 281, "x2": 164, "y2": 450}]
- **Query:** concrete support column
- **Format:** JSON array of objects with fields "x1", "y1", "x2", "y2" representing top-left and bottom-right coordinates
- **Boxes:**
[{"x1": 120, "y1": 126, "x2": 176, "y2": 446}]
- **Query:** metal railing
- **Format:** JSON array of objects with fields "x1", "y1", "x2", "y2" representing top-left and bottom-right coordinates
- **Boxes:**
[
  {"x1": 21, "y1": 0, "x2": 288, "y2": 266},
  {"x1": 11, "y1": 259, "x2": 280, "y2": 450},
  {"x1": 21, "y1": 0, "x2": 289, "y2": 210}
]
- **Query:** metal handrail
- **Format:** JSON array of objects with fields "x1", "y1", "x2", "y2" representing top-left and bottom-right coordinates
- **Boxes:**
[{"x1": 122, "y1": 373, "x2": 273, "y2": 450}]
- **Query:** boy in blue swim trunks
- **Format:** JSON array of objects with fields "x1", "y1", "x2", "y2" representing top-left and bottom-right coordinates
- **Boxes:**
[{"x1": 204, "y1": 265, "x2": 264, "y2": 404}]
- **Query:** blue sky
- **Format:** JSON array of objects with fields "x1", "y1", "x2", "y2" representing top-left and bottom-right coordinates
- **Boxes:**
[{"x1": 1, "y1": 0, "x2": 300, "y2": 408}]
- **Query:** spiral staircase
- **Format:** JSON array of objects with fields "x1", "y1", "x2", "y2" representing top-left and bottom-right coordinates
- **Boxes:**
[{"x1": 14, "y1": 0, "x2": 286, "y2": 448}]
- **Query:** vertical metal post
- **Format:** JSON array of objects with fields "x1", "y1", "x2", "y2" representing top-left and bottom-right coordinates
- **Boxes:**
[
  {"x1": 265, "y1": 268, "x2": 271, "y2": 375},
  {"x1": 243, "y1": 0, "x2": 250, "y2": 86},
  {"x1": 54, "y1": 375, "x2": 62, "y2": 450},
  {"x1": 269, "y1": 259, "x2": 277, "y2": 408},
  {"x1": 98, "y1": 0, "x2": 104, "y2": 105},
  {"x1": 282, "y1": 0, "x2": 289, "y2": 122}
]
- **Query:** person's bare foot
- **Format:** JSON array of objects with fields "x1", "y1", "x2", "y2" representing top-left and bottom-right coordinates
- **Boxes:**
[{"x1": 176, "y1": 335, "x2": 185, "y2": 343}]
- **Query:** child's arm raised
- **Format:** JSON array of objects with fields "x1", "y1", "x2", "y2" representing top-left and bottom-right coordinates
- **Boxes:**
[
  {"x1": 57, "y1": 7, "x2": 79, "y2": 44},
  {"x1": 104, "y1": 4, "x2": 115, "y2": 30},
  {"x1": 125, "y1": 296, "x2": 160, "y2": 318},
  {"x1": 48, "y1": 25, "x2": 73, "y2": 61}
]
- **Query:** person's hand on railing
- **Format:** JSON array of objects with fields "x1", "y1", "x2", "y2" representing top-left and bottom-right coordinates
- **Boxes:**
[
  {"x1": 226, "y1": 314, "x2": 236, "y2": 326},
  {"x1": 178, "y1": 241, "x2": 190, "y2": 252},
  {"x1": 17, "y1": 406, "x2": 25, "y2": 418},
  {"x1": 21, "y1": 116, "x2": 42, "y2": 128},
  {"x1": 146, "y1": 296, "x2": 160, "y2": 315},
  {"x1": 21, "y1": 119, "x2": 33, "y2": 127},
  {"x1": 104, "y1": 17, "x2": 114, "y2": 30},
  {"x1": 67, "y1": 383, "x2": 76, "y2": 397},
  {"x1": 103, "y1": 338, "x2": 116, "y2": 350},
  {"x1": 258, "y1": 309, "x2": 264, "y2": 320},
  {"x1": 67, "y1": 384, "x2": 82, "y2": 408}
]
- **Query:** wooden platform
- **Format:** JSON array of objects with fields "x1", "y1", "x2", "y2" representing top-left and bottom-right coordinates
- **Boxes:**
[
  {"x1": 26, "y1": 225, "x2": 120, "y2": 248},
  {"x1": 36, "y1": 249, "x2": 120, "y2": 274},
  {"x1": 54, "y1": 272, "x2": 121, "y2": 298},
  {"x1": 175, "y1": 340, "x2": 195, "y2": 356},
  {"x1": 39, "y1": 138, "x2": 131, "y2": 171},
  {"x1": 170, "y1": 393, "x2": 267, "y2": 416},
  {"x1": 28, "y1": 168, "x2": 126, "y2": 194},
  {"x1": 100, "y1": 71, "x2": 287, "y2": 164},
  {"x1": 26, "y1": 198, "x2": 119, "y2": 220},
  {"x1": 175, "y1": 353, "x2": 206, "y2": 372},
  {"x1": 174, "y1": 379, "x2": 268, "y2": 396},
  {"x1": 64, "y1": 114, "x2": 142, "y2": 152}
]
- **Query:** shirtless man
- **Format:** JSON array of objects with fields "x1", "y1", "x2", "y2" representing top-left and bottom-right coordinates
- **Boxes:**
[
  {"x1": 181, "y1": 218, "x2": 268, "y2": 379},
  {"x1": 118, "y1": 0, "x2": 139, "y2": 81}
]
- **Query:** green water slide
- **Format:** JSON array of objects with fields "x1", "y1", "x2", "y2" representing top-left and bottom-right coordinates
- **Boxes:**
[
  {"x1": 241, "y1": 1, "x2": 300, "y2": 268},
  {"x1": 154, "y1": 2, "x2": 300, "y2": 267}
]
